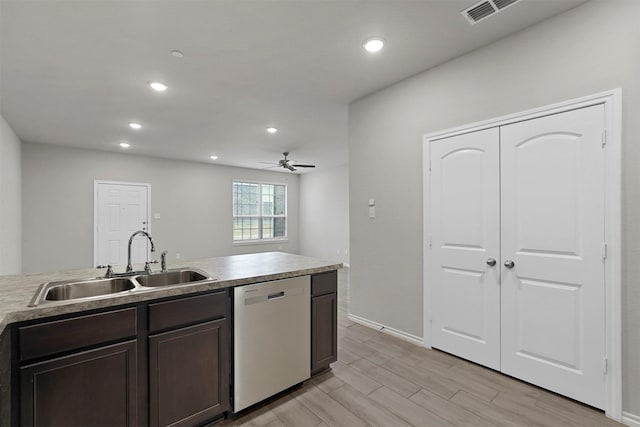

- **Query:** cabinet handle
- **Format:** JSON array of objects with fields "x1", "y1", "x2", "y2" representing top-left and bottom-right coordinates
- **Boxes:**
[
  {"x1": 486, "y1": 258, "x2": 497, "y2": 267},
  {"x1": 504, "y1": 260, "x2": 515, "y2": 269}
]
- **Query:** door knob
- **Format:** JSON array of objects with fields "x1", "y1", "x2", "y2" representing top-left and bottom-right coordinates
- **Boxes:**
[
  {"x1": 504, "y1": 260, "x2": 515, "y2": 269},
  {"x1": 486, "y1": 258, "x2": 497, "y2": 267}
]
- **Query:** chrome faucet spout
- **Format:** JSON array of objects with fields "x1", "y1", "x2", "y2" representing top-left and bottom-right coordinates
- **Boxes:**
[{"x1": 126, "y1": 230, "x2": 156, "y2": 273}]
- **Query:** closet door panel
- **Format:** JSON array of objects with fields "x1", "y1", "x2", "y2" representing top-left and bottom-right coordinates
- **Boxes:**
[
  {"x1": 500, "y1": 105, "x2": 606, "y2": 409},
  {"x1": 429, "y1": 128, "x2": 501, "y2": 370}
]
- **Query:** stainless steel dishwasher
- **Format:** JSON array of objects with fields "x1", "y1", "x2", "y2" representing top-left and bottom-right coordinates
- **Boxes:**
[{"x1": 233, "y1": 275, "x2": 310, "y2": 412}]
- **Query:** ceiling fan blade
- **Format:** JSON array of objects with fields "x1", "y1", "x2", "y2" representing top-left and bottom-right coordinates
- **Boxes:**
[
  {"x1": 261, "y1": 165, "x2": 282, "y2": 169},
  {"x1": 259, "y1": 161, "x2": 279, "y2": 165},
  {"x1": 287, "y1": 164, "x2": 297, "y2": 171},
  {"x1": 291, "y1": 164, "x2": 315, "y2": 168}
]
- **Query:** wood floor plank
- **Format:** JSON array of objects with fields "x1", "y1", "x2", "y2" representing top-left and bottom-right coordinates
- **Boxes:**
[
  {"x1": 337, "y1": 347, "x2": 361, "y2": 365},
  {"x1": 310, "y1": 370, "x2": 345, "y2": 394},
  {"x1": 368, "y1": 386, "x2": 455, "y2": 427},
  {"x1": 417, "y1": 360, "x2": 500, "y2": 402},
  {"x1": 534, "y1": 392, "x2": 621, "y2": 427},
  {"x1": 449, "y1": 360, "x2": 544, "y2": 400},
  {"x1": 491, "y1": 392, "x2": 584, "y2": 427},
  {"x1": 349, "y1": 358, "x2": 421, "y2": 398},
  {"x1": 339, "y1": 336, "x2": 377, "y2": 358},
  {"x1": 347, "y1": 323, "x2": 383, "y2": 340},
  {"x1": 221, "y1": 405, "x2": 282, "y2": 427},
  {"x1": 409, "y1": 388, "x2": 497, "y2": 427},
  {"x1": 295, "y1": 384, "x2": 367, "y2": 427},
  {"x1": 449, "y1": 390, "x2": 532, "y2": 427},
  {"x1": 330, "y1": 361, "x2": 383, "y2": 395},
  {"x1": 329, "y1": 384, "x2": 413, "y2": 427},
  {"x1": 267, "y1": 392, "x2": 323, "y2": 427},
  {"x1": 383, "y1": 357, "x2": 459, "y2": 399}
]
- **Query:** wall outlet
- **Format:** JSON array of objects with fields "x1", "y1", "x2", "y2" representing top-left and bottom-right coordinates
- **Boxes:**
[{"x1": 175, "y1": 253, "x2": 181, "y2": 259}]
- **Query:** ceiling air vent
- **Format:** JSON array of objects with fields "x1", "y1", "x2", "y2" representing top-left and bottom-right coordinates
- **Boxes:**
[
  {"x1": 461, "y1": 0, "x2": 521, "y2": 24},
  {"x1": 493, "y1": 0, "x2": 519, "y2": 10}
]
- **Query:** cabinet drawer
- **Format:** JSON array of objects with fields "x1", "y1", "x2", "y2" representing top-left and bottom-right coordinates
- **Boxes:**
[
  {"x1": 19, "y1": 307, "x2": 137, "y2": 362},
  {"x1": 311, "y1": 270, "x2": 337, "y2": 297},
  {"x1": 148, "y1": 291, "x2": 226, "y2": 333}
]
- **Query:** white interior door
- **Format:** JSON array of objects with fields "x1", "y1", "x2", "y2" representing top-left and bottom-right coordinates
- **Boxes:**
[
  {"x1": 500, "y1": 105, "x2": 606, "y2": 409},
  {"x1": 429, "y1": 128, "x2": 501, "y2": 370},
  {"x1": 95, "y1": 182, "x2": 149, "y2": 267}
]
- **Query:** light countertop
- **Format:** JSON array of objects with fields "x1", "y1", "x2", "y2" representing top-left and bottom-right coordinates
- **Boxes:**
[{"x1": 0, "y1": 252, "x2": 342, "y2": 335}]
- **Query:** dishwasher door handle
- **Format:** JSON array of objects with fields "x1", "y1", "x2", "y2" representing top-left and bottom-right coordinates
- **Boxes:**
[{"x1": 267, "y1": 291, "x2": 285, "y2": 300}]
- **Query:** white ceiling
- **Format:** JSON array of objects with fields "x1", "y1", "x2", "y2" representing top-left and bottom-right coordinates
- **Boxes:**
[{"x1": 0, "y1": 0, "x2": 586, "y2": 173}]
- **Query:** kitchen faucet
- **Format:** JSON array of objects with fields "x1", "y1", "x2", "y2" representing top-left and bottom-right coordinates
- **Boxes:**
[{"x1": 126, "y1": 230, "x2": 156, "y2": 273}]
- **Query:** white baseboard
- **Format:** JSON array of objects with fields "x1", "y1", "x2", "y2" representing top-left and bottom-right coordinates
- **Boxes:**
[
  {"x1": 623, "y1": 412, "x2": 640, "y2": 427},
  {"x1": 347, "y1": 313, "x2": 424, "y2": 347}
]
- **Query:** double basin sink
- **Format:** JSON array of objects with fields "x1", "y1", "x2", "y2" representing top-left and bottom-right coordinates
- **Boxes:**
[{"x1": 29, "y1": 268, "x2": 215, "y2": 307}]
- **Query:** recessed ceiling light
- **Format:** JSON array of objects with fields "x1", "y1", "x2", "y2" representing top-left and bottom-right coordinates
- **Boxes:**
[
  {"x1": 128, "y1": 122, "x2": 142, "y2": 130},
  {"x1": 266, "y1": 127, "x2": 278, "y2": 134},
  {"x1": 149, "y1": 81, "x2": 168, "y2": 92},
  {"x1": 363, "y1": 37, "x2": 385, "y2": 53},
  {"x1": 210, "y1": 155, "x2": 219, "y2": 160},
  {"x1": 119, "y1": 142, "x2": 130, "y2": 148},
  {"x1": 171, "y1": 50, "x2": 184, "y2": 58}
]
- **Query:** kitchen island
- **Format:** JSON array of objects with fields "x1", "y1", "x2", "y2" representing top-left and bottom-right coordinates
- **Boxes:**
[{"x1": 0, "y1": 252, "x2": 341, "y2": 426}]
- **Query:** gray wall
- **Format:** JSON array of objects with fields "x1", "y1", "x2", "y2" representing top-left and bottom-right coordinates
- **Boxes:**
[
  {"x1": 299, "y1": 165, "x2": 349, "y2": 265},
  {"x1": 0, "y1": 115, "x2": 22, "y2": 275},
  {"x1": 22, "y1": 142, "x2": 299, "y2": 273},
  {"x1": 349, "y1": 0, "x2": 639, "y2": 415}
]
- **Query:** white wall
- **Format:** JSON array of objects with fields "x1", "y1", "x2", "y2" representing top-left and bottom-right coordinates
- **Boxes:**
[
  {"x1": 0, "y1": 115, "x2": 22, "y2": 275},
  {"x1": 22, "y1": 143, "x2": 299, "y2": 273},
  {"x1": 349, "y1": 0, "x2": 640, "y2": 416},
  {"x1": 299, "y1": 165, "x2": 349, "y2": 265}
]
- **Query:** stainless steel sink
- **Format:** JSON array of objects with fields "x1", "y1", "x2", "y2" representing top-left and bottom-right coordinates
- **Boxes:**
[
  {"x1": 29, "y1": 267, "x2": 215, "y2": 306},
  {"x1": 30, "y1": 277, "x2": 137, "y2": 306},
  {"x1": 133, "y1": 268, "x2": 210, "y2": 287}
]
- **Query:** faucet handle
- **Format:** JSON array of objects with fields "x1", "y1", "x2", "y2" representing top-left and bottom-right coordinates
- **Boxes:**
[
  {"x1": 144, "y1": 261, "x2": 154, "y2": 274},
  {"x1": 97, "y1": 265, "x2": 113, "y2": 278}
]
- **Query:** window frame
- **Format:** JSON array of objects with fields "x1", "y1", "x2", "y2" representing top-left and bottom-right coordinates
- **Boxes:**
[{"x1": 232, "y1": 179, "x2": 288, "y2": 244}]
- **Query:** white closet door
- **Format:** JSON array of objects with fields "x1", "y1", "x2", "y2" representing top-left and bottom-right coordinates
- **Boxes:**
[
  {"x1": 430, "y1": 128, "x2": 501, "y2": 370},
  {"x1": 500, "y1": 105, "x2": 605, "y2": 409}
]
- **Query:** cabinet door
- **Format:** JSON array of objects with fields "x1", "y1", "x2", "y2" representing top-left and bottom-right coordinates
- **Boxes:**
[
  {"x1": 311, "y1": 293, "x2": 337, "y2": 374},
  {"x1": 20, "y1": 340, "x2": 138, "y2": 427},
  {"x1": 149, "y1": 319, "x2": 229, "y2": 427}
]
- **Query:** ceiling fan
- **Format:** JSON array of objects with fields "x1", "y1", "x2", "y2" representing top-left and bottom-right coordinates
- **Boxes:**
[{"x1": 262, "y1": 152, "x2": 316, "y2": 172}]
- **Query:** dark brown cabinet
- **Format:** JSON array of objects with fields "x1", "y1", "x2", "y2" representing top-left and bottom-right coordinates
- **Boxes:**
[
  {"x1": 311, "y1": 271, "x2": 338, "y2": 374},
  {"x1": 148, "y1": 308, "x2": 229, "y2": 427},
  {"x1": 18, "y1": 307, "x2": 139, "y2": 427},
  {"x1": 14, "y1": 290, "x2": 230, "y2": 427},
  {"x1": 20, "y1": 340, "x2": 138, "y2": 426}
]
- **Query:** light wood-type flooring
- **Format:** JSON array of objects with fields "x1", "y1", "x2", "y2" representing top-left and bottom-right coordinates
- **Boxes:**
[{"x1": 220, "y1": 268, "x2": 621, "y2": 427}]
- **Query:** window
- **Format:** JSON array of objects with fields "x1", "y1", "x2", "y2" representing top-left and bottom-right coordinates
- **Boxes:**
[{"x1": 233, "y1": 181, "x2": 287, "y2": 241}]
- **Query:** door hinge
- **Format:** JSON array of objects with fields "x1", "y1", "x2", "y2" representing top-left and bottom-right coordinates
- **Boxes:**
[
  {"x1": 601, "y1": 130, "x2": 607, "y2": 148},
  {"x1": 602, "y1": 242, "x2": 608, "y2": 260},
  {"x1": 603, "y1": 357, "x2": 608, "y2": 374}
]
